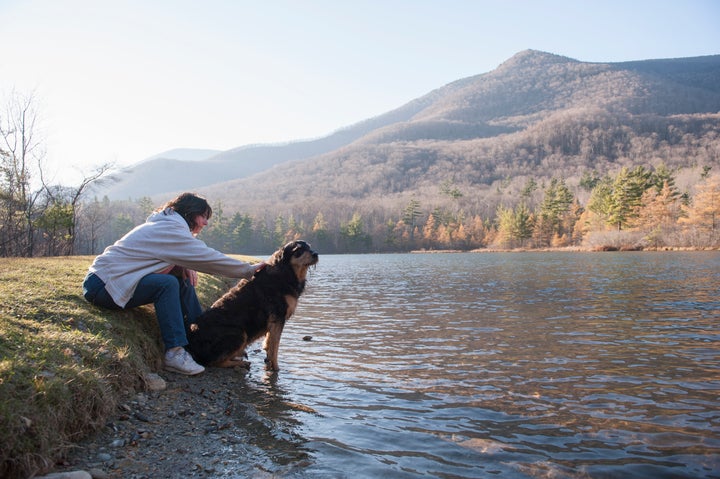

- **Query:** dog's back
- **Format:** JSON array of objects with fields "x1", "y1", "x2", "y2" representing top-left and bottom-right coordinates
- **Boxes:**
[{"x1": 186, "y1": 276, "x2": 277, "y2": 366}]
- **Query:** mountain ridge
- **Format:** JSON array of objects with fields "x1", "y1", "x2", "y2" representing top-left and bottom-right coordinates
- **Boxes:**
[
  {"x1": 95, "y1": 79, "x2": 441, "y2": 199},
  {"x1": 95, "y1": 50, "x2": 720, "y2": 214}
]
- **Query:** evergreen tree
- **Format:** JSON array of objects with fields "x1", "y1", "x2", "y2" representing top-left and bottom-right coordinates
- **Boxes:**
[
  {"x1": 521, "y1": 177, "x2": 538, "y2": 200},
  {"x1": 587, "y1": 175, "x2": 614, "y2": 225},
  {"x1": 229, "y1": 212, "x2": 253, "y2": 251},
  {"x1": 440, "y1": 179, "x2": 463, "y2": 199},
  {"x1": 515, "y1": 202, "x2": 534, "y2": 245},
  {"x1": 402, "y1": 198, "x2": 422, "y2": 234},
  {"x1": 137, "y1": 196, "x2": 155, "y2": 218},
  {"x1": 579, "y1": 170, "x2": 601, "y2": 191},
  {"x1": 273, "y1": 215, "x2": 285, "y2": 246},
  {"x1": 496, "y1": 203, "x2": 533, "y2": 248},
  {"x1": 589, "y1": 167, "x2": 653, "y2": 231},
  {"x1": 534, "y1": 177, "x2": 574, "y2": 246},
  {"x1": 202, "y1": 203, "x2": 227, "y2": 250},
  {"x1": 608, "y1": 166, "x2": 651, "y2": 230},
  {"x1": 340, "y1": 213, "x2": 370, "y2": 252}
]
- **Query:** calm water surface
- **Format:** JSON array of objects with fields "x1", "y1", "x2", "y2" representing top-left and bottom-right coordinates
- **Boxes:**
[{"x1": 221, "y1": 252, "x2": 720, "y2": 478}]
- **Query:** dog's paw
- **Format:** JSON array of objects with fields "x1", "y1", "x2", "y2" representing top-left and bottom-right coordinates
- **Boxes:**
[
  {"x1": 217, "y1": 357, "x2": 250, "y2": 369},
  {"x1": 231, "y1": 357, "x2": 251, "y2": 369},
  {"x1": 264, "y1": 357, "x2": 280, "y2": 371}
]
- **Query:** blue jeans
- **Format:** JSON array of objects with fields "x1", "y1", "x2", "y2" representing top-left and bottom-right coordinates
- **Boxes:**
[{"x1": 83, "y1": 272, "x2": 203, "y2": 351}]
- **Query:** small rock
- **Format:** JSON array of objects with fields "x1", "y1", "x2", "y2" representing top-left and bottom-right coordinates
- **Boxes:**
[
  {"x1": 302, "y1": 335, "x2": 313, "y2": 341},
  {"x1": 35, "y1": 471, "x2": 92, "y2": 479},
  {"x1": 19, "y1": 415, "x2": 32, "y2": 430},
  {"x1": 110, "y1": 439, "x2": 125, "y2": 448},
  {"x1": 134, "y1": 411, "x2": 151, "y2": 422},
  {"x1": 88, "y1": 468, "x2": 110, "y2": 479},
  {"x1": 145, "y1": 373, "x2": 167, "y2": 391},
  {"x1": 96, "y1": 453, "x2": 113, "y2": 462}
]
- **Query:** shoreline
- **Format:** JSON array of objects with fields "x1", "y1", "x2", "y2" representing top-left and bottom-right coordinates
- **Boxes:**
[{"x1": 411, "y1": 246, "x2": 719, "y2": 253}]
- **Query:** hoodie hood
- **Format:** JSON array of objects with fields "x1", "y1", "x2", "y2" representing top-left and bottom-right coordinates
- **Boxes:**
[{"x1": 147, "y1": 208, "x2": 191, "y2": 230}]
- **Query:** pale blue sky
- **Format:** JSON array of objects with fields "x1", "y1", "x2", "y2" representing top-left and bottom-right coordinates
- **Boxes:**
[{"x1": 1, "y1": 0, "x2": 718, "y2": 185}]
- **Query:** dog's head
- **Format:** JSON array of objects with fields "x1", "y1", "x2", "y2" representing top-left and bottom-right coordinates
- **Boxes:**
[{"x1": 267, "y1": 240, "x2": 319, "y2": 281}]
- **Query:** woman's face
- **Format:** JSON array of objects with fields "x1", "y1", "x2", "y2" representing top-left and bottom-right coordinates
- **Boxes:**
[{"x1": 191, "y1": 213, "x2": 209, "y2": 235}]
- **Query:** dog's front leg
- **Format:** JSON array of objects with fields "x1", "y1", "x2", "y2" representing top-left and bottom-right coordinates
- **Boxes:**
[{"x1": 263, "y1": 318, "x2": 285, "y2": 371}]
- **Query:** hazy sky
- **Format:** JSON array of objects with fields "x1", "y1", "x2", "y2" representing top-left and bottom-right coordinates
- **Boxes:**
[{"x1": 1, "y1": 0, "x2": 719, "y2": 186}]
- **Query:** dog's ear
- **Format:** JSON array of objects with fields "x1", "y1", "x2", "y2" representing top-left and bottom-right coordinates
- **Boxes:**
[
  {"x1": 269, "y1": 241, "x2": 310, "y2": 265},
  {"x1": 281, "y1": 241, "x2": 298, "y2": 263},
  {"x1": 267, "y1": 241, "x2": 295, "y2": 266}
]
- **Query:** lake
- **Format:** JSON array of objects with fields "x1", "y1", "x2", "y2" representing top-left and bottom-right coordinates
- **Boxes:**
[{"x1": 219, "y1": 252, "x2": 720, "y2": 478}]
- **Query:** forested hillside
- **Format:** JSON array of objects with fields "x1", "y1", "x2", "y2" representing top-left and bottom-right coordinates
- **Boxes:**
[
  {"x1": 5, "y1": 50, "x2": 718, "y2": 256},
  {"x1": 160, "y1": 50, "x2": 718, "y2": 253}
]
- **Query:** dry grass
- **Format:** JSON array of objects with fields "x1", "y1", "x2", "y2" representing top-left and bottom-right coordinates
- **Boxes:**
[{"x1": 0, "y1": 256, "x2": 256, "y2": 478}]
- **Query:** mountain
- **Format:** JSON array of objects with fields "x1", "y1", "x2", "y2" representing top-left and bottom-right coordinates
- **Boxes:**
[
  {"x1": 96, "y1": 148, "x2": 220, "y2": 199},
  {"x1": 189, "y1": 50, "x2": 719, "y2": 217},
  {"x1": 97, "y1": 50, "x2": 720, "y2": 228},
  {"x1": 93, "y1": 93, "x2": 441, "y2": 199}
]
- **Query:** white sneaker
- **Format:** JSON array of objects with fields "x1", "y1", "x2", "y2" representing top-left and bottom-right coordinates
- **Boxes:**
[{"x1": 164, "y1": 348, "x2": 205, "y2": 375}]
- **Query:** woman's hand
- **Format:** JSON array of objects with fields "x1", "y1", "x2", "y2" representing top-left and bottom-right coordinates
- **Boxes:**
[{"x1": 184, "y1": 268, "x2": 199, "y2": 286}]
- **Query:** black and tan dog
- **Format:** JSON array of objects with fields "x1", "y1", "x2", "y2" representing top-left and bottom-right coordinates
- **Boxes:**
[{"x1": 186, "y1": 240, "x2": 318, "y2": 371}]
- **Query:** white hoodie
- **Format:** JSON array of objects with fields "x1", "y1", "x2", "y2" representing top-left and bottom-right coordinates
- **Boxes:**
[{"x1": 88, "y1": 208, "x2": 256, "y2": 307}]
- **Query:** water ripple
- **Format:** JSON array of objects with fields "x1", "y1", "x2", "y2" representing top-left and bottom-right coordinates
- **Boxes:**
[{"x1": 218, "y1": 252, "x2": 720, "y2": 479}]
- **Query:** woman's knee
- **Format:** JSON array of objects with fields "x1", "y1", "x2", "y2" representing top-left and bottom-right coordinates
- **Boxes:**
[
  {"x1": 127, "y1": 273, "x2": 182, "y2": 308},
  {"x1": 156, "y1": 275, "x2": 182, "y2": 298}
]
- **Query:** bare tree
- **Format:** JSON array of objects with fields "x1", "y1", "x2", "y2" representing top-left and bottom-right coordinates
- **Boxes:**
[
  {"x1": 1, "y1": 90, "x2": 116, "y2": 256},
  {"x1": 43, "y1": 163, "x2": 114, "y2": 255},
  {"x1": 0, "y1": 90, "x2": 45, "y2": 256}
]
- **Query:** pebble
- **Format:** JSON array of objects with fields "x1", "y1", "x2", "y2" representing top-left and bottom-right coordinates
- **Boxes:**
[
  {"x1": 144, "y1": 372, "x2": 167, "y2": 391},
  {"x1": 134, "y1": 411, "x2": 152, "y2": 422},
  {"x1": 88, "y1": 469, "x2": 110, "y2": 479},
  {"x1": 34, "y1": 471, "x2": 91, "y2": 479},
  {"x1": 109, "y1": 438, "x2": 125, "y2": 448}
]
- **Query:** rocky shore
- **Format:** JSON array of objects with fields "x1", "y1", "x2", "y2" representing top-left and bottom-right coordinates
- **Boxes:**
[{"x1": 44, "y1": 358, "x2": 302, "y2": 479}]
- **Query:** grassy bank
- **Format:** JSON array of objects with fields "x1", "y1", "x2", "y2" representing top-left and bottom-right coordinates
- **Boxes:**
[{"x1": 0, "y1": 256, "x2": 255, "y2": 479}]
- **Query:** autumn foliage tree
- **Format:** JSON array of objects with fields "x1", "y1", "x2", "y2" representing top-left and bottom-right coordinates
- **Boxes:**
[
  {"x1": 73, "y1": 166, "x2": 720, "y2": 255},
  {"x1": 635, "y1": 181, "x2": 683, "y2": 248},
  {"x1": 679, "y1": 174, "x2": 720, "y2": 247}
]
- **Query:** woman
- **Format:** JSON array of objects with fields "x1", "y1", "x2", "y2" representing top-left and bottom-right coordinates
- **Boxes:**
[{"x1": 82, "y1": 192, "x2": 261, "y2": 375}]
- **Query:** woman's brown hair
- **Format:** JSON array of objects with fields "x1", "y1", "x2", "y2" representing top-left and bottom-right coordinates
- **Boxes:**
[{"x1": 160, "y1": 192, "x2": 213, "y2": 231}]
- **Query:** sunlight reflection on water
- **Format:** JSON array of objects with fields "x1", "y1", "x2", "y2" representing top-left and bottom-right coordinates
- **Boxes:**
[{"x1": 221, "y1": 252, "x2": 720, "y2": 479}]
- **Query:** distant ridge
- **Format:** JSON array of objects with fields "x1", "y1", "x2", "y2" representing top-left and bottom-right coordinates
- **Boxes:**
[
  {"x1": 94, "y1": 50, "x2": 720, "y2": 214},
  {"x1": 94, "y1": 90, "x2": 439, "y2": 199}
]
